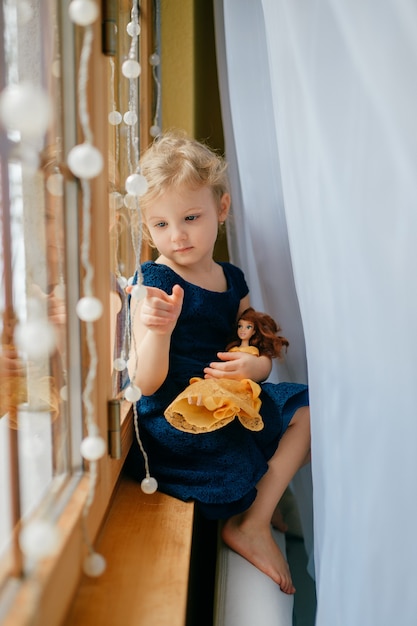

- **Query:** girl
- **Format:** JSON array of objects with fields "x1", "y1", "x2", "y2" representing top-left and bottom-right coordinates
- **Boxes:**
[{"x1": 128, "y1": 131, "x2": 310, "y2": 594}]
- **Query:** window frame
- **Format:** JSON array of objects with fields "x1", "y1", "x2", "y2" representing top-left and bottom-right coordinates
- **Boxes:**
[{"x1": 0, "y1": 1, "x2": 154, "y2": 621}]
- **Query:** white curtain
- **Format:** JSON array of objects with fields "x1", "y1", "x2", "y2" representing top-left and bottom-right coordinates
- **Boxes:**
[{"x1": 214, "y1": 1, "x2": 417, "y2": 624}]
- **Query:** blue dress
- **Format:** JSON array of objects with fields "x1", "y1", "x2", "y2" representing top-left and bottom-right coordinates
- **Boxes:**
[{"x1": 128, "y1": 261, "x2": 308, "y2": 520}]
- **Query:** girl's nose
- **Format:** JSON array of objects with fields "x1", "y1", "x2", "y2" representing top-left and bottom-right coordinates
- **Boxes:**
[{"x1": 171, "y1": 225, "x2": 186, "y2": 242}]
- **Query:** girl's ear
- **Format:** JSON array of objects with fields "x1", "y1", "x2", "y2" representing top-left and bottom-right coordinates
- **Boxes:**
[{"x1": 218, "y1": 192, "x2": 231, "y2": 223}]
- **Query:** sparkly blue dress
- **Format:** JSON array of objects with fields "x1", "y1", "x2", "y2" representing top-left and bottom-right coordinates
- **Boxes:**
[{"x1": 128, "y1": 261, "x2": 308, "y2": 520}]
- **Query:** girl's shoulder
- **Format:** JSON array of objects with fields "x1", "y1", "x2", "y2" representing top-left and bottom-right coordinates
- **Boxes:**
[
  {"x1": 138, "y1": 260, "x2": 249, "y2": 299},
  {"x1": 218, "y1": 262, "x2": 249, "y2": 297}
]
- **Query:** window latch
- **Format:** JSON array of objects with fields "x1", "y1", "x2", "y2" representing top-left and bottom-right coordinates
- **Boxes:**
[{"x1": 108, "y1": 399, "x2": 122, "y2": 459}]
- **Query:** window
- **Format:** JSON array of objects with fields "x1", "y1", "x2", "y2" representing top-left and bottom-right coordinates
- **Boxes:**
[{"x1": 0, "y1": 2, "x2": 155, "y2": 622}]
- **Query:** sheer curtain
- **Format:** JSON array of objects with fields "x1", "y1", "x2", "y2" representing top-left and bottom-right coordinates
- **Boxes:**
[{"x1": 214, "y1": 1, "x2": 417, "y2": 624}]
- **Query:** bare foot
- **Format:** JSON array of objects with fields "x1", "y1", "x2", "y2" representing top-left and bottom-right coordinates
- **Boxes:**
[
  {"x1": 271, "y1": 506, "x2": 288, "y2": 533},
  {"x1": 221, "y1": 515, "x2": 295, "y2": 594}
]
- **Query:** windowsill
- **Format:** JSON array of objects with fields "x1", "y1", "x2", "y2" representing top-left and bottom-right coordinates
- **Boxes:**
[
  {"x1": 0, "y1": 402, "x2": 135, "y2": 626},
  {"x1": 63, "y1": 477, "x2": 194, "y2": 626}
]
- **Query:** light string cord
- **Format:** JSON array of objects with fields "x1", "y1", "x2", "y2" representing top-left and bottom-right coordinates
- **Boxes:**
[
  {"x1": 123, "y1": 2, "x2": 140, "y2": 175},
  {"x1": 69, "y1": 13, "x2": 106, "y2": 575},
  {"x1": 151, "y1": 62, "x2": 161, "y2": 130},
  {"x1": 150, "y1": 0, "x2": 161, "y2": 137},
  {"x1": 79, "y1": 180, "x2": 98, "y2": 432},
  {"x1": 121, "y1": 1, "x2": 157, "y2": 494},
  {"x1": 129, "y1": 1, "x2": 140, "y2": 171},
  {"x1": 110, "y1": 2, "x2": 143, "y2": 398},
  {"x1": 78, "y1": 34, "x2": 98, "y2": 540},
  {"x1": 129, "y1": 78, "x2": 140, "y2": 168},
  {"x1": 77, "y1": 26, "x2": 94, "y2": 144},
  {"x1": 109, "y1": 57, "x2": 120, "y2": 166}
]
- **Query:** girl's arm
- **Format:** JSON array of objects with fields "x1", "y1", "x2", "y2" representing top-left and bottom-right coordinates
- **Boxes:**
[
  {"x1": 204, "y1": 351, "x2": 272, "y2": 383},
  {"x1": 128, "y1": 285, "x2": 184, "y2": 396}
]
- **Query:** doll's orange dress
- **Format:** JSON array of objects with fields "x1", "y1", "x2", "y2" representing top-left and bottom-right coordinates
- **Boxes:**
[{"x1": 164, "y1": 345, "x2": 264, "y2": 433}]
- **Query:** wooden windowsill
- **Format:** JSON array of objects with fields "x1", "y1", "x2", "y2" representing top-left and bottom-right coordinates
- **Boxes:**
[
  {"x1": 0, "y1": 402, "x2": 134, "y2": 626},
  {"x1": 63, "y1": 476, "x2": 195, "y2": 626}
]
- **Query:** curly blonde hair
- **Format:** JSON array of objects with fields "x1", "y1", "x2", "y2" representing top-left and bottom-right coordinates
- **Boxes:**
[{"x1": 139, "y1": 131, "x2": 230, "y2": 244}]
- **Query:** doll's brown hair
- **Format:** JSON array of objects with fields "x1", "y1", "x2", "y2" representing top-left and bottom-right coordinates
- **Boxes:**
[{"x1": 226, "y1": 307, "x2": 289, "y2": 359}]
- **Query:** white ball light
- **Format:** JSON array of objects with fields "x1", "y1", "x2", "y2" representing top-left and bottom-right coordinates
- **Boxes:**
[
  {"x1": 141, "y1": 476, "x2": 158, "y2": 494},
  {"x1": 125, "y1": 173, "x2": 148, "y2": 197},
  {"x1": 60, "y1": 385, "x2": 68, "y2": 401},
  {"x1": 123, "y1": 110, "x2": 138, "y2": 126},
  {"x1": 67, "y1": 143, "x2": 103, "y2": 179},
  {"x1": 0, "y1": 82, "x2": 52, "y2": 139},
  {"x1": 69, "y1": 0, "x2": 99, "y2": 26},
  {"x1": 80, "y1": 435, "x2": 106, "y2": 461},
  {"x1": 149, "y1": 53, "x2": 160, "y2": 67},
  {"x1": 150, "y1": 125, "x2": 161, "y2": 138},
  {"x1": 109, "y1": 191, "x2": 124, "y2": 210},
  {"x1": 117, "y1": 275, "x2": 128, "y2": 289},
  {"x1": 108, "y1": 110, "x2": 122, "y2": 125},
  {"x1": 46, "y1": 171, "x2": 64, "y2": 196},
  {"x1": 122, "y1": 59, "x2": 141, "y2": 79},
  {"x1": 131, "y1": 284, "x2": 147, "y2": 301},
  {"x1": 83, "y1": 552, "x2": 106, "y2": 577},
  {"x1": 124, "y1": 384, "x2": 142, "y2": 403},
  {"x1": 126, "y1": 21, "x2": 140, "y2": 37},
  {"x1": 76, "y1": 296, "x2": 103, "y2": 322},
  {"x1": 123, "y1": 194, "x2": 137, "y2": 209},
  {"x1": 14, "y1": 320, "x2": 56, "y2": 359},
  {"x1": 113, "y1": 357, "x2": 127, "y2": 372},
  {"x1": 19, "y1": 520, "x2": 60, "y2": 560}
]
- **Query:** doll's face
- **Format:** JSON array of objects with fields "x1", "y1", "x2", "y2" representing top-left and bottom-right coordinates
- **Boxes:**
[{"x1": 237, "y1": 319, "x2": 255, "y2": 342}]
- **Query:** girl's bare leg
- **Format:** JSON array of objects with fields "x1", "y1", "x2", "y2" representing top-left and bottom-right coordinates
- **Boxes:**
[
  {"x1": 221, "y1": 405, "x2": 311, "y2": 594},
  {"x1": 271, "y1": 503, "x2": 288, "y2": 533}
]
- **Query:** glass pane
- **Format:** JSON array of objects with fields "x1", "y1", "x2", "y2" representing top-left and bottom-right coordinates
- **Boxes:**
[{"x1": 0, "y1": 0, "x2": 74, "y2": 562}]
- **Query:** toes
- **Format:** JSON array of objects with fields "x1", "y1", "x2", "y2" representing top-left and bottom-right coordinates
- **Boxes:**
[{"x1": 280, "y1": 578, "x2": 296, "y2": 595}]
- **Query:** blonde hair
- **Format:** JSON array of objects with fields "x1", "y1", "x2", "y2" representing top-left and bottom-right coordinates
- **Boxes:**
[{"x1": 139, "y1": 130, "x2": 230, "y2": 222}]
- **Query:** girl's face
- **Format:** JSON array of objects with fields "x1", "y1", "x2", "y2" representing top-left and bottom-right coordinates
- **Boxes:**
[
  {"x1": 237, "y1": 319, "x2": 255, "y2": 342},
  {"x1": 145, "y1": 184, "x2": 229, "y2": 270}
]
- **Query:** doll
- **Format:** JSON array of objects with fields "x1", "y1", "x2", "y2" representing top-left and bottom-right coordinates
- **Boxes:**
[{"x1": 164, "y1": 308, "x2": 289, "y2": 434}]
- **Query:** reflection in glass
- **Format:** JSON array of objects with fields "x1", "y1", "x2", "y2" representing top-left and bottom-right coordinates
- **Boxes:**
[{"x1": 0, "y1": 0, "x2": 71, "y2": 560}]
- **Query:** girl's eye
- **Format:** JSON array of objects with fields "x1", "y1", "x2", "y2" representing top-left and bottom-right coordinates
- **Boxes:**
[
  {"x1": 185, "y1": 215, "x2": 198, "y2": 222},
  {"x1": 154, "y1": 221, "x2": 167, "y2": 228}
]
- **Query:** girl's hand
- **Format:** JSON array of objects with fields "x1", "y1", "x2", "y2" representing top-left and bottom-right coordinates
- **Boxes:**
[
  {"x1": 139, "y1": 284, "x2": 184, "y2": 335},
  {"x1": 204, "y1": 351, "x2": 271, "y2": 382},
  {"x1": 0, "y1": 347, "x2": 24, "y2": 378},
  {"x1": 47, "y1": 291, "x2": 67, "y2": 327}
]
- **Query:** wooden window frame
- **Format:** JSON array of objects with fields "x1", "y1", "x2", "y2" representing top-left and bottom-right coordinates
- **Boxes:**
[{"x1": 0, "y1": 3, "x2": 154, "y2": 623}]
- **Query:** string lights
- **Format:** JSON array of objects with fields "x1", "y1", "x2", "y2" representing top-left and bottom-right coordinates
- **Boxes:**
[
  {"x1": 67, "y1": 0, "x2": 106, "y2": 577},
  {"x1": 1, "y1": 0, "x2": 161, "y2": 573},
  {"x1": 108, "y1": 0, "x2": 158, "y2": 496}
]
